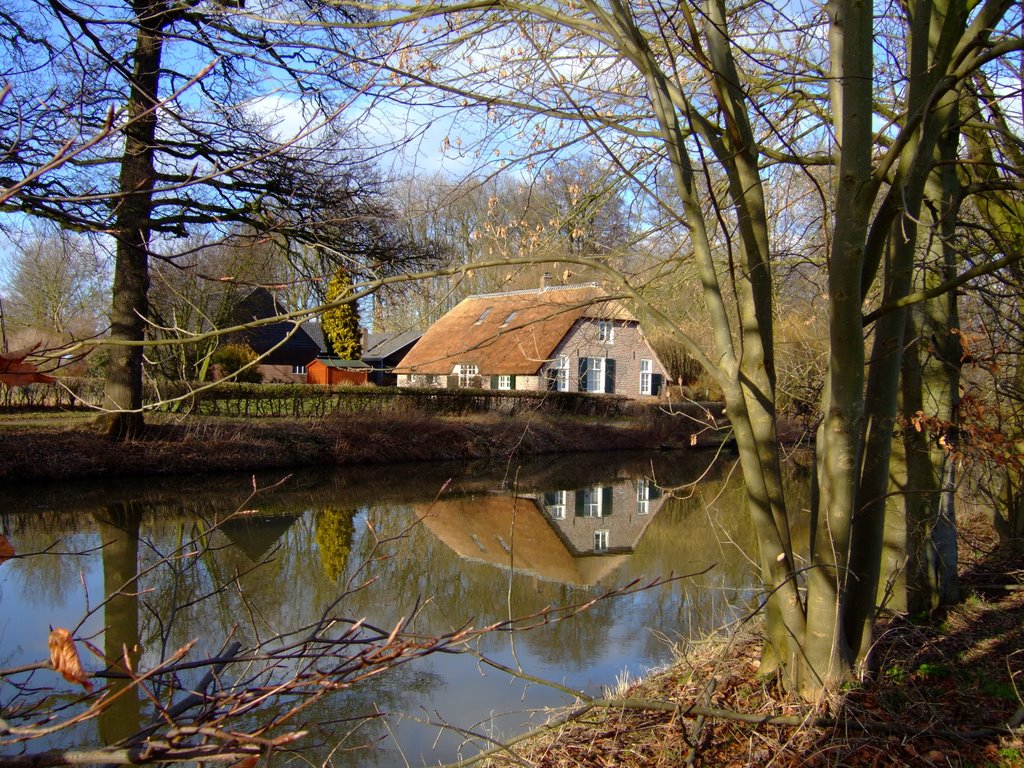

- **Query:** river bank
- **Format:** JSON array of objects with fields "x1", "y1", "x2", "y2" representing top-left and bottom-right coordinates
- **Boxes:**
[
  {"x1": 0, "y1": 410, "x2": 696, "y2": 482},
  {"x1": 481, "y1": 519, "x2": 1024, "y2": 767}
]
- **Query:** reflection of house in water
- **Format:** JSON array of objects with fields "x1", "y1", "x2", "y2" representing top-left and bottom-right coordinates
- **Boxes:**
[
  {"x1": 218, "y1": 512, "x2": 301, "y2": 562},
  {"x1": 541, "y1": 478, "x2": 664, "y2": 556},
  {"x1": 414, "y1": 478, "x2": 665, "y2": 586}
]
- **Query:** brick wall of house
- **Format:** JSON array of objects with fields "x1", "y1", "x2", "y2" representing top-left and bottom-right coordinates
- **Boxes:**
[
  {"x1": 538, "y1": 480, "x2": 666, "y2": 555},
  {"x1": 258, "y1": 364, "x2": 307, "y2": 384},
  {"x1": 547, "y1": 318, "x2": 669, "y2": 397},
  {"x1": 397, "y1": 318, "x2": 667, "y2": 398},
  {"x1": 399, "y1": 372, "x2": 546, "y2": 392}
]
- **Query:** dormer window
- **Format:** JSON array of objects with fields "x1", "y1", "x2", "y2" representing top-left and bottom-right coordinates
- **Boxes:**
[{"x1": 475, "y1": 307, "x2": 493, "y2": 324}]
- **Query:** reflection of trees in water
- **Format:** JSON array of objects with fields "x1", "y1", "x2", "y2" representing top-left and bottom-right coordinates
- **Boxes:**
[
  {"x1": 316, "y1": 507, "x2": 357, "y2": 582},
  {"x1": 2, "y1": 456, "x2": 807, "y2": 766},
  {"x1": 625, "y1": 458, "x2": 814, "y2": 660},
  {"x1": 93, "y1": 504, "x2": 143, "y2": 746},
  {"x1": 1, "y1": 511, "x2": 95, "y2": 609},
  {"x1": 137, "y1": 512, "x2": 330, "y2": 656}
]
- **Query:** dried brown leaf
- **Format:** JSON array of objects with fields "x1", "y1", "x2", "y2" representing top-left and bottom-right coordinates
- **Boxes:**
[{"x1": 48, "y1": 627, "x2": 93, "y2": 692}]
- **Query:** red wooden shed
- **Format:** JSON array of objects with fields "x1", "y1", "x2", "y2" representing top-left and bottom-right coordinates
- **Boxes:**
[{"x1": 307, "y1": 357, "x2": 371, "y2": 386}]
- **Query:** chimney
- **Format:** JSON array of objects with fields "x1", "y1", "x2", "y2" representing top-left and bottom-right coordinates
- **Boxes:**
[{"x1": 540, "y1": 271, "x2": 553, "y2": 291}]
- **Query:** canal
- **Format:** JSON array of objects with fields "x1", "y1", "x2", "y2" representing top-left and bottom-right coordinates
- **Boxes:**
[{"x1": 0, "y1": 451, "x2": 770, "y2": 766}]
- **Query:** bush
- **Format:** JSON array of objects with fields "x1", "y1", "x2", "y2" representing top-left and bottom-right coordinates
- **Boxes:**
[{"x1": 212, "y1": 344, "x2": 263, "y2": 383}]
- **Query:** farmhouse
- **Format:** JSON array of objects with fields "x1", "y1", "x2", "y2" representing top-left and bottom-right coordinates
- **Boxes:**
[
  {"x1": 225, "y1": 288, "x2": 373, "y2": 384},
  {"x1": 395, "y1": 282, "x2": 668, "y2": 398},
  {"x1": 226, "y1": 288, "x2": 321, "y2": 383}
]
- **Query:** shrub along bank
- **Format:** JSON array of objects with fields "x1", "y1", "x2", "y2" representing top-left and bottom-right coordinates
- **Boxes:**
[{"x1": 1, "y1": 378, "x2": 718, "y2": 422}]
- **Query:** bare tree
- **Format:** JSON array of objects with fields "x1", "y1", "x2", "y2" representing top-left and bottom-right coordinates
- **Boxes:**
[
  {"x1": 1, "y1": 226, "x2": 109, "y2": 347},
  {"x1": 314, "y1": 0, "x2": 1021, "y2": 697},
  {"x1": 0, "y1": 0, "x2": 441, "y2": 437}
]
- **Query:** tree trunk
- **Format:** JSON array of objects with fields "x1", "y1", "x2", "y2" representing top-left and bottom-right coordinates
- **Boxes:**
[
  {"x1": 901, "y1": 129, "x2": 963, "y2": 611},
  {"x1": 98, "y1": 0, "x2": 166, "y2": 440},
  {"x1": 94, "y1": 504, "x2": 143, "y2": 745}
]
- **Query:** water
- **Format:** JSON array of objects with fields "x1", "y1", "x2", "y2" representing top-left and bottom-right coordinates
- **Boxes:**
[{"x1": 0, "y1": 452, "x2": 760, "y2": 766}]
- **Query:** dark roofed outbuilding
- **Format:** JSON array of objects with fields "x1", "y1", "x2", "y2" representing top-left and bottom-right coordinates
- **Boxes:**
[{"x1": 362, "y1": 330, "x2": 424, "y2": 386}]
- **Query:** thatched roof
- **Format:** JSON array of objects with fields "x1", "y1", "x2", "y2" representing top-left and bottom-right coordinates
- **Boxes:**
[
  {"x1": 414, "y1": 494, "x2": 629, "y2": 585},
  {"x1": 395, "y1": 284, "x2": 632, "y2": 375}
]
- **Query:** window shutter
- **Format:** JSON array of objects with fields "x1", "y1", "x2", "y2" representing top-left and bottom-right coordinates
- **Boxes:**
[
  {"x1": 578, "y1": 358, "x2": 589, "y2": 392},
  {"x1": 602, "y1": 485, "x2": 614, "y2": 516},
  {"x1": 544, "y1": 491, "x2": 560, "y2": 506},
  {"x1": 649, "y1": 482, "x2": 662, "y2": 500},
  {"x1": 652, "y1": 373, "x2": 663, "y2": 396},
  {"x1": 509, "y1": 375, "x2": 516, "y2": 390},
  {"x1": 574, "y1": 490, "x2": 585, "y2": 517},
  {"x1": 605, "y1": 358, "x2": 616, "y2": 394},
  {"x1": 490, "y1": 375, "x2": 499, "y2": 389},
  {"x1": 546, "y1": 370, "x2": 558, "y2": 391}
]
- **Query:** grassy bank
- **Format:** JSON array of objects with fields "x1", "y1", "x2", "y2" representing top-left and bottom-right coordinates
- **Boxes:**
[{"x1": 0, "y1": 410, "x2": 694, "y2": 482}]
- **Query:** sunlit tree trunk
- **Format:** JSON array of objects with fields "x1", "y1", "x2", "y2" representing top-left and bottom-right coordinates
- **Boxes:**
[
  {"x1": 799, "y1": 0, "x2": 876, "y2": 695},
  {"x1": 961, "y1": 78, "x2": 1024, "y2": 544},
  {"x1": 844, "y1": 0, "x2": 965, "y2": 658},
  {"x1": 98, "y1": 0, "x2": 167, "y2": 439}
]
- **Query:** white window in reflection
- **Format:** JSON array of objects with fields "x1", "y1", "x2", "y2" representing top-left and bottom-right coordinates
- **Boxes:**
[
  {"x1": 637, "y1": 478, "x2": 651, "y2": 515},
  {"x1": 548, "y1": 490, "x2": 567, "y2": 519},
  {"x1": 581, "y1": 487, "x2": 603, "y2": 517}
]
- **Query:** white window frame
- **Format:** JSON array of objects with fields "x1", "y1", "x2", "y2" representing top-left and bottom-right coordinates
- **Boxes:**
[
  {"x1": 639, "y1": 358, "x2": 652, "y2": 395},
  {"x1": 637, "y1": 478, "x2": 651, "y2": 515},
  {"x1": 598, "y1": 320, "x2": 614, "y2": 344},
  {"x1": 581, "y1": 486, "x2": 604, "y2": 517},
  {"x1": 292, "y1": 364, "x2": 307, "y2": 375},
  {"x1": 455, "y1": 364, "x2": 478, "y2": 387},
  {"x1": 497, "y1": 374, "x2": 512, "y2": 390},
  {"x1": 586, "y1": 357, "x2": 605, "y2": 394},
  {"x1": 594, "y1": 530, "x2": 610, "y2": 553},
  {"x1": 554, "y1": 355, "x2": 569, "y2": 392},
  {"x1": 548, "y1": 490, "x2": 567, "y2": 519}
]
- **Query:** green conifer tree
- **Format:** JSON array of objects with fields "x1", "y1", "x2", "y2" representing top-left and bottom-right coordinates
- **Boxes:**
[
  {"x1": 322, "y1": 269, "x2": 362, "y2": 358},
  {"x1": 315, "y1": 508, "x2": 356, "y2": 582}
]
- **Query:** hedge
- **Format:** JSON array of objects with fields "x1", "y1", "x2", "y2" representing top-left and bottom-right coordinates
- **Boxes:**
[{"x1": 0, "y1": 378, "x2": 718, "y2": 424}]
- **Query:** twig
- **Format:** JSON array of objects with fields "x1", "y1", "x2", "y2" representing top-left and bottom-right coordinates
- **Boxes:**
[{"x1": 685, "y1": 678, "x2": 716, "y2": 766}]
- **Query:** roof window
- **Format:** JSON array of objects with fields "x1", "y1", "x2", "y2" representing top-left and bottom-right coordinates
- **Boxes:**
[
  {"x1": 475, "y1": 307, "x2": 493, "y2": 324},
  {"x1": 500, "y1": 311, "x2": 517, "y2": 327}
]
